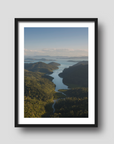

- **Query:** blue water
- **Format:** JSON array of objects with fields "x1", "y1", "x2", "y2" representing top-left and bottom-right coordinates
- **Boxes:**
[
  {"x1": 49, "y1": 59, "x2": 78, "y2": 91},
  {"x1": 24, "y1": 58, "x2": 87, "y2": 113},
  {"x1": 25, "y1": 59, "x2": 79, "y2": 91},
  {"x1": 24, "y1": 58, "x2": 89, "y2": 91}
]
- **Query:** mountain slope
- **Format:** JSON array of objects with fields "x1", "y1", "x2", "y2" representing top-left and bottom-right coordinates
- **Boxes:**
[
  {"x1": 59, "y1": 61, "x2": 88, "y2": 88},
  {"x1": 24, "y1": 69, "x2": 55, "y2": 117},
  {"x1": 24, "y1": 62, "x2": 60, "y2": 74}
]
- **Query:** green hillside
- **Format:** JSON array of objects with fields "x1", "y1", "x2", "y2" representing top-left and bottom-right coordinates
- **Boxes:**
[
  {"x1": 24, "y1": 61, "x2": 88, "y2": 118},
  {"x1": 24, "y1": 70, "x2": 55, "y2": 100},
  {"x1": 51, "y1": 87, "x2": 88, "y2": 117},
  {"x1": 24, "y1": 69, "x2": 55, "y2": 117},
  {"x1": 53, "y1": 97, "x2": 88, "y2": 117},
  {"x1": 24, "y1": 62, "x2": 60, "y2": 74}
]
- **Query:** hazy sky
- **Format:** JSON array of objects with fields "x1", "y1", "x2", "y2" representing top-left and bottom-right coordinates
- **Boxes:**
[{"x1": 24, "y1": 28, "x2": 88, "y2": 57}]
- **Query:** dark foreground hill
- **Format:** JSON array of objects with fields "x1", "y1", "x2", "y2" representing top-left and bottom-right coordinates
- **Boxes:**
[
  {"x1": 24, "y1": 62, "x2": 60, "y2": 74},
  {"x1": 59, "y1": 61, "x2": 88, "y2": 88}
]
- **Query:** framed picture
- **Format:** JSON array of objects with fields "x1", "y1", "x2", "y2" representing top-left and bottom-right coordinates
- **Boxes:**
[{"x1": 15, "y1": 18, "x2": 98, "y2": 127}]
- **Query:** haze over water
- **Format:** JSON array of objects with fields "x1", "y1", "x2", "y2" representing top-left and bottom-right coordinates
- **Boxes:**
[
  {"x1": 24, "y1": 27, "x2": 88, "y2": 91},
  {"x1": 24, "y1": 28, "x2": 88, "y2": 57}
]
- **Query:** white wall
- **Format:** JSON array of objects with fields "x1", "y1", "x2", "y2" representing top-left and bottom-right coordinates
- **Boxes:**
[{"x1": 0, "y1": 0, "x2": 114, "y2": 144}]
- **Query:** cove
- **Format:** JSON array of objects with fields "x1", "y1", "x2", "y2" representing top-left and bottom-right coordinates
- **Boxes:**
[
  {"x1": 50, "y1": 66, "x2": 68, "y2": 92},
  {"x1": 49, "y1": 60, "x2": 78, "y2": 113},
  {"x1": 50, "y1": 64, "x2": 69, "y2": 113}
]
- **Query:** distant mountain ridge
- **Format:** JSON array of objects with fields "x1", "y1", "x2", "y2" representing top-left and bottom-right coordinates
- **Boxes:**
[
  {"x1": 48, "y1": 62, "x2": 60, "y2": 67},
  {"x1": 25, "y1": 58, "x2": 56, "y2": 61},
  {"x1": 24, "y1": 62, "x2": 60, "y2": 74},
  {"x1": 25, "y1": 55, "x2": 88, "y2": 59},
  {"x1": 71, "y1": 61, "x2": 88, "y2": 67}
]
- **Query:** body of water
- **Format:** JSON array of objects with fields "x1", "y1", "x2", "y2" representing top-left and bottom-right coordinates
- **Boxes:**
[
  {"x1": 25, "y1": 59, "x2": 78, "y2": 91},
  {"x1": 49, "y1": 59, "x2": 78, "y2": 91},
  {"x1": 49, "y1": 59, "x2": 78, "y2": 113},
  {"x1": 24, "y1": 58, "x2": 86, "y2": 114}
]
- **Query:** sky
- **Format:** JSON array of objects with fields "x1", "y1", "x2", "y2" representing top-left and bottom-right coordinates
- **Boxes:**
[{"x1": 24, "y1": 28, "x2": 88, "y2": 57}]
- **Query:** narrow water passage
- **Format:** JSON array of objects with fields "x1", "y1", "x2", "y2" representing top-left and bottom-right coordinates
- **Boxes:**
[
  {"x1": 49, "y1": 60, "x2": 78, "y2": 114},
  {"x1": 50, "y1": 66, "x2": 68, "y2": 92},
  {"x1": 50, "y1": 65, "x2": 69, "y2": 114}
]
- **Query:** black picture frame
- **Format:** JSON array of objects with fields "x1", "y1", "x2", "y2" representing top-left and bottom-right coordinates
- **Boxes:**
[{"x1": 15, "y1": 18, "x2": 98, "y2": 127}]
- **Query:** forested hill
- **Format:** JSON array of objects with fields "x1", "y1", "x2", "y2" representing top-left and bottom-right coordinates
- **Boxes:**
[
  {"x1": 48, "y1": 62, "x2": 60, "y2": 67},
  {"x1": 24, "y1": 70, "x2": 55, "y2": 100},
  {"x1": 24, "y1": 62, "x2": 60, "y2": 74},
  {"x1": 72, "y1": 61, "x2": 88, "y2": 67},
  {"x1": 59, "y1": 61, "x2": 88, "y2": 88}
]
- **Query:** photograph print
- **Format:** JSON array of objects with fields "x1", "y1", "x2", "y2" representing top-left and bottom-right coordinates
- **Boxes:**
[{"x1": 15, "y1": 18, "x2": 98, "y2": 127}]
